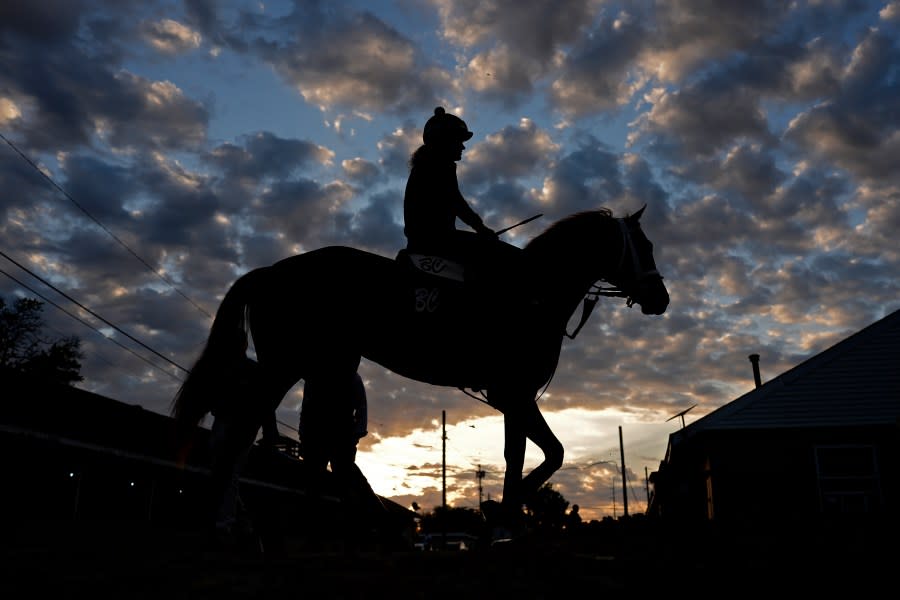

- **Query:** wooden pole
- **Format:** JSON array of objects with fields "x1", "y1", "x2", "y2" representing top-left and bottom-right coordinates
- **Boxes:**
[
  {"x1": 619, "y1": 426, "x2": 628, "y2": 517},
  {"x1": 442, "y1": 410, "x2": 447, "y2": 550}
]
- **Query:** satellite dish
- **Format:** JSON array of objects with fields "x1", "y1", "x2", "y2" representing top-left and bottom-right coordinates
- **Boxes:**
[{"x1": 666, "y1": 404, "x2": 697, "y2": 429}]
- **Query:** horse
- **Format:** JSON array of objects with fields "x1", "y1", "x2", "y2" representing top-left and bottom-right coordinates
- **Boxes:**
[{"x1": 171, "y1": 204, "x2": 669, "y2": 536}]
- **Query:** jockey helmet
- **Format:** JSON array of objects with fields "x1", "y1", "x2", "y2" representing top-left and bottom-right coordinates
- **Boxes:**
[{"x1": 423, "y1": 106, "x2": 473, "y2": 146}]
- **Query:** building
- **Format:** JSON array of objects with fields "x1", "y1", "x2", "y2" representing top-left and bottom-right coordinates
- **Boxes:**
[
  {"x1": 647, "y1": 308, "x2": 900, "y2": 545},
  {"x1": 0, "y1": 368, "x2": 414, "y2": 546}
]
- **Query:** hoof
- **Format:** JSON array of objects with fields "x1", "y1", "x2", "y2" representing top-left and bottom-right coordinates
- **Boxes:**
[{"x1": 481, "y1": 500, "x2": 524, "y2": 542}]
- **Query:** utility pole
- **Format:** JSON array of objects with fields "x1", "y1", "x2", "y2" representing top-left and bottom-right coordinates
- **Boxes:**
[
  {"x1": 476, "y1": 465, "x2": 486, "y2": 511},
  {"x1": 442, "y1": 410, "x2": 447, "y2": 550},
  {"x1": 619, "y1": 426, "x2": 628, "y2": 517},
  {"x1": 645, "y1": 466, "x2": 650, "y2": 505}
]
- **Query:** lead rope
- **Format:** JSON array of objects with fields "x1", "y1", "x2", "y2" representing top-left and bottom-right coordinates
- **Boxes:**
[{"x1": 565, "y1": 293, "x2": 599, "y2": 339}]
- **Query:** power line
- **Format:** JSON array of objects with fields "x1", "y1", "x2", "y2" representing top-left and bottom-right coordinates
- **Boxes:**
[
  {"x1": 2, "y1": 252, "x2": 300, "y2": 434},
  {"x1": 0, "y1": 265, "x2": 183, "y2": 382},
  {"x1": 42, "y1": 318, "x2": 137, "y2": 377},
  {"x1": 0, "y1": 128, "x2": 303, "y2": 430},
  {"x1": 0, "y1": 249, "x2": 190, "y2": 374},
  {"x1": 0, "y1": 258, "x2": 306, "y2": 432},
  {"x1": 0, "y1": 131, "x2": 213, "y2": 320}
]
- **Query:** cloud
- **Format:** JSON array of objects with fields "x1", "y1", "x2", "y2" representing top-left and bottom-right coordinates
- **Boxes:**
[
  {"x1": 529, "y1": 136, "x2": 628, "y2": 216},
  {"x1": 205, "y1": 132, "x2": 334, "y2": 181},
  {"x1": 102, "y1": 74, "x2": 209, "y2": 151},
  {"x1": 638, "y1": 0, "x2": 794, "y2": 82},
  {"x1": 461, "y1": 44, "x2": 550, "y2": 103},
  {"x1": 435, "y1": 0, "x2": 603, "y2": 107},
  {"x1": 342, "y1": 190, "x2": 404, "y2": 254},
  {"x1": 0, "y1": 1, "x2": 83, "y2": 42},
  {"x1": 0, "y1": 97, "x2": 22, "y2": 126},
  {"x1": 139, "y1": 18, "x2": 202, "y2": 55},
  {"x1": 462, "y1": 117, "x2": 560, "y2": 186},
  {"x1": 376, "y1": 120, "x2": 420, "y2": 177},
  {"x1": 247, "y1": 6, "x2": 450, "y2": 113},
  {"x1": 671, "y1": 143, "x2": 787, "y2": 206},
  {"x1": 2, "y1": 0, "x2": 899, "y2": 519},
  {"x1": 882, "y1": 1, "x2": 900, "y2": 21},
  {"x1": 433, "y1": 0, "x2": 600, "y2": 59},
  {"x1": 341, "y1": 157, "x2": 382, "y2": 186},
  {"x1": 250, "y1": 178, "x2": 356, "y2": 250},
  {"x1": 0, "y1": 4, "x2": 210, "y2": 153},
  {"x1": 550, "y1": 10, "x2": 649, "y2": 116},
  {"x1": 784, "y1": 29, "x2": 900, "y2": 185},
  {"x1": 631, "y1": 81, "x2": 775, "y2": 161}
]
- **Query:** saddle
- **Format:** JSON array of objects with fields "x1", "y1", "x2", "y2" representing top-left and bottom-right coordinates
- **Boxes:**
[
  {"x1": 397, "y1": 250, "x2": 465, "y2": 284},
  {"x1": 395, "y1": 241, "x2": 523, "y2": 318},
  {"x1": 395, "y1": 249, "x2": 466, "y2": 317}
]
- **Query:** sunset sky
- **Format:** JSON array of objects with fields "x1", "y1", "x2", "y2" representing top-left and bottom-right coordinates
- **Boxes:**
[{"x1": 2, "y1": 0, "x2": 898, "y2": 522}]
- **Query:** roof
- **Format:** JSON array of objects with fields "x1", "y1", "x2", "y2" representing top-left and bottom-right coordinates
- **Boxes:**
[
  {"x1": 0, "y1": 369, "x2": 417, "y2": 517},
  {"x1": 677, "y1": 307, "x2": 900, "y2": 435}
]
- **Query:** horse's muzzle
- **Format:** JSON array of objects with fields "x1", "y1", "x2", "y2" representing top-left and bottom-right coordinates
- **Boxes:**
[
  {"x1": 641, "y1": 300, "x2": 668, "y2": 315},
  {"x1": 637, "y1": 279, "x2": 669, "y2": 315}
]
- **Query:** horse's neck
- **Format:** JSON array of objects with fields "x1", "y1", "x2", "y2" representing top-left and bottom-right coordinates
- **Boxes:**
[
  {"x1": 545, "y1": 271, "x2": 600, "y2": 331},
  {"x1": 523, "y1": 254, "x2": 594, "y2": 332},
  {"x1": 527, "y1": 224, "x2": 620, "y2": 331}
]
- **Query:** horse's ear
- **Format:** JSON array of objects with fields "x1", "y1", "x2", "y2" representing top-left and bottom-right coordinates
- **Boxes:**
[{"x1": 629, "y1": 204, "x2": 647, "y2": 222}]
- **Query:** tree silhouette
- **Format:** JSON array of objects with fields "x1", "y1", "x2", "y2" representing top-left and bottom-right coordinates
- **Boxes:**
[
  {"x1": 525, "y1": 482, "x2": 570, "y2": 533},
  {"x1": 0, "y1": 296, "x2": 83, "y2": 386},
  {"x1": 419, "y1": 505, "x2": 485, "y2": 536}
]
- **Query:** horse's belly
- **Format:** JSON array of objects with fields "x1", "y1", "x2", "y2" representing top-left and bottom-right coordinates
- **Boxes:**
[{"x1": 362, "y1": 299, "x2": 491, "y2": 387}]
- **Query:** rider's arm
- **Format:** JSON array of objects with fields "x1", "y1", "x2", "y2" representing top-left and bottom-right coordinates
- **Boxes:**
[{"x1": 452, "y1": 184, "x2": 494, "y2": 236}]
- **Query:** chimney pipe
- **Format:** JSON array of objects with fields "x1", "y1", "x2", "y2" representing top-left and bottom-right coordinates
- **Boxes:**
[{"x1": 748, "y1": 354, "x2": 762, "y2": 388}]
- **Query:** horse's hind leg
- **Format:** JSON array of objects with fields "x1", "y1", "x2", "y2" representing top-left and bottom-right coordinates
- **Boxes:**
[
  {"x1": 208, "y1": 405, "x2": 261, "y2": 541},
  {"x1": 515, "y1": 398, "x2": 564, "y2": 499},
  {"x1": 491, "y1": 387, "x2": 564, "y2": 536}
]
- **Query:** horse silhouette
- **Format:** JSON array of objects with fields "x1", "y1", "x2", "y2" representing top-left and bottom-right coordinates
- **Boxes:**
[{"x1": 172, "y1": 205, "x2": 669, "y2": 536}]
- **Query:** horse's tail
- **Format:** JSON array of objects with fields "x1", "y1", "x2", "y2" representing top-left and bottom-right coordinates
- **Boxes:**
[{"x1": 170, "y1": 268, "x2": 263, "y2": 466}]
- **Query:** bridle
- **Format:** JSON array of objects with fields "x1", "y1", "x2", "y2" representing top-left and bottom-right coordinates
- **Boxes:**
[{"x1": 565, "y1": 217, "x2": 662, "y2": 339}]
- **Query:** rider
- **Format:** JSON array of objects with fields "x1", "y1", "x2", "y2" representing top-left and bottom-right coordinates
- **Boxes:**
[
  {"x1": 298, "y1": 371, "x2": 369, "y2": 471},
  {"x1": 404, "y1": 106, "x2": 497, "y2": 266}
]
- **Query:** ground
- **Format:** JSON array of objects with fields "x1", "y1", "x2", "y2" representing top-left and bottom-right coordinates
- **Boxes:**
[{"x1": 1, "y1": 519, "x2": 889, "y2": 598}]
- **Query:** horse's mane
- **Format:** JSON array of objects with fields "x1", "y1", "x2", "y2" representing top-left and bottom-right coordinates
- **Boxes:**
[{"x1": 524, "y1": 207, "x2": 614, "y2": 258}]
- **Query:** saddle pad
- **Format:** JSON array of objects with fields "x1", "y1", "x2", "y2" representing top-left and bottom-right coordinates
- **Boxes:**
[{"x1": 406, "y1": 253, "x2": 465, "y2": 282}]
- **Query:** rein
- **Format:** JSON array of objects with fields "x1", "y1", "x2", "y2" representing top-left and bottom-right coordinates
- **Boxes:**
[
  {"x1": 564, "y1": 286, "x2": 624, "y2": 339},
  {"x1": 564, "y1": 218, "x2": 658, "y2": 339}
]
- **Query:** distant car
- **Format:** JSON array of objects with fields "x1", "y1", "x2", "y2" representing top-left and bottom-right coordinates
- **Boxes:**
[{"x1": 415, "y1": 532, "x2": 478, "y2": 551}]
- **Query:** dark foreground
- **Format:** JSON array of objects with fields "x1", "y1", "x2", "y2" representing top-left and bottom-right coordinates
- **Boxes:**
[{"x1": 1, "y1": 519, "x2": 891, "y2": 599}]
